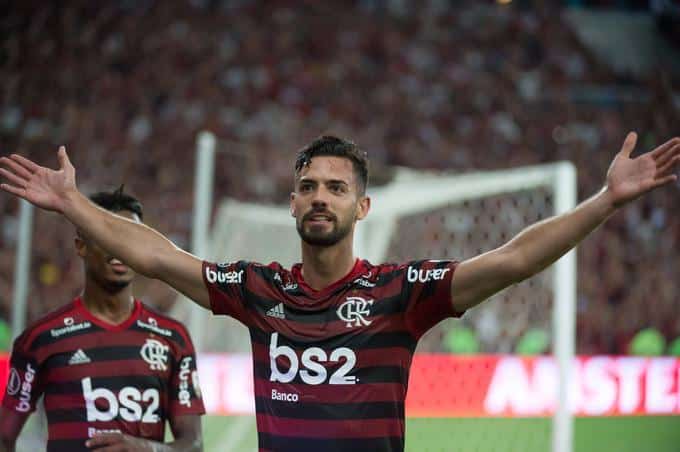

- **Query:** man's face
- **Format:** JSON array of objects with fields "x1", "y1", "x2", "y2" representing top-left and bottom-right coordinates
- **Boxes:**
[
  {"x1": 75, "y1": 210, "x2": 140, "y2": 292},
  {"x1": 291, "y1": 156, "x2": 369, "y2": 247}
]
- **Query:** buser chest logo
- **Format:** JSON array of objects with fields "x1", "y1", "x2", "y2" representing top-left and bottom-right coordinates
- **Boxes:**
[{"x1": 337, "y1": 296, "x2": 373, "y2": 328}]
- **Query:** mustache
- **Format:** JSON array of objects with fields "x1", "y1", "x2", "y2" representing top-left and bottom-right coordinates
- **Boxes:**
[{"x1": 302, "y1": 209, "x2": 337, "y2": 222}]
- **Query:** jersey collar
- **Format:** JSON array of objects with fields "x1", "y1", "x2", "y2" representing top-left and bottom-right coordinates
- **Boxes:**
[{"x1": 291, "y1": 258, "x2": 368, "y2": 298}]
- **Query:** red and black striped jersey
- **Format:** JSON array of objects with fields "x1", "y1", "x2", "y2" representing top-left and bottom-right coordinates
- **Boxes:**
[
  {"x1": 203, "y1": 258, "x2": 461, "y2": 452},
  {"x1": 1, "y1": 297, "x2": 205, "y2": 452}
]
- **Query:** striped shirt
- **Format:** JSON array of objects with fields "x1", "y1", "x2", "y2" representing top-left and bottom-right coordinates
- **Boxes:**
[
  {"x1": 203, "y1": 258, "x2": 460, "y2": 452},
  {"x1": 2, "y1": 297, "x2": 205, "y2": 451}
]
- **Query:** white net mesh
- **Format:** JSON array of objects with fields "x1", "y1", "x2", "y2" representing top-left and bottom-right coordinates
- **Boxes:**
[{"x1": 384, "y1": 190, "x2": 555, "y2": 355}]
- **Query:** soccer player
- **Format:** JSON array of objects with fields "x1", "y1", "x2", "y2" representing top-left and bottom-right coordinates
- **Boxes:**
[
  {"x1": 1, "y1": 133, "x2": 679, "y2": 451},
  {"x1": 0, "y1": 188, "x2": 204, "y2": 452}
]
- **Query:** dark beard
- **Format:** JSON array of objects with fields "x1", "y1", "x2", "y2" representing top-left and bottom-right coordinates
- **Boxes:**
[{"x1": 296, "y1": 216, "x2": 353, "y2": 247}]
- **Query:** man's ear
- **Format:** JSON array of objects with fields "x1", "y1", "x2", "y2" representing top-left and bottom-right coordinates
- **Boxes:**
[
  {"x1": 290, "y1": 192, "x2": 297, "y2": 217},
  {"x1": 356, "y1": 195, "x2": 371, "y2": 221},
  {"x1": 74, "y1": 236, "x2": 87, "y2": 258}
]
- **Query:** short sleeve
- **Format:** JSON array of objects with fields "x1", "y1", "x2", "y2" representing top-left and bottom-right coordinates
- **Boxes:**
[
  {"x1": 202, "y1": 260, "x2": 252, "y2": 325},
  {"x1": 402, "y1": 259, "x2": 461, "y2": 339},
  {"x1": 169, "y1": 331, "x2": 205, "y2": 418},
  {"x1": 2, "y1": 338, "x2": 43, "y2": 414}
]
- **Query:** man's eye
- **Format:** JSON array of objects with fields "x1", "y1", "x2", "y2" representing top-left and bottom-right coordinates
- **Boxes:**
[{"x1": 300, "y1": 185, "x2": 313, "y2": 192}]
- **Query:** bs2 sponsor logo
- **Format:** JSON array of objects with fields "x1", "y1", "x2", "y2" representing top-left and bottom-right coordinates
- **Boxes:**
[
  {"x1": 82, "y1": 378, "x2": 160, "y2": 423},
  {"x1": 406, "y1": 266, "x2": 450, "y2": 283},
  {"x1": 205, "y1": 267, "x2": 244, "y2": 284},
  {"x1": 269, "y1": 333, "x2": 357, "y2": 385}
]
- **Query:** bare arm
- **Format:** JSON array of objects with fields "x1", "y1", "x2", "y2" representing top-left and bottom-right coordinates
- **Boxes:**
[
  {"x1": 0, "y1": 147, "x2": 210, "y2": 309},
  {"x1": 451, "y1": 133, "x2": 680, "y2": 312},
  {"x1": 0, "y1": 407, "x2": 29, "y2": 452},
  {"x1": 85, "y1": 415, "x2": 202, "y2": 452}
]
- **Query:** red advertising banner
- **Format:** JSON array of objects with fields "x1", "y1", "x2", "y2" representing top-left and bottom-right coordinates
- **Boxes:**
[{"x1": 1, "y1": 353, "x2": 679, "y2": 417}]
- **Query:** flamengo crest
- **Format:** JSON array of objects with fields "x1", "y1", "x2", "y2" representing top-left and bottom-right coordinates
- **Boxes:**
[
  {"x1": 337, "y1": 296, "x2": 373, "y2": 328},
  {"x1": 140, "y1": 338, "x2": 170, "y2": 371}
]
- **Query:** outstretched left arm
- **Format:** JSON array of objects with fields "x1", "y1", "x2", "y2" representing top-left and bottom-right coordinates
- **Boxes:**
[{"x1": 450, "y1": 133, "x2": 680, "y2": 313}]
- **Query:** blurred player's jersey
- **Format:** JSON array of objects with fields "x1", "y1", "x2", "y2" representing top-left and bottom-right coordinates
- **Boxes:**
[
  {"x1": 2, "y1": 297, "x2": 205, "y2": 451},
  {"x1": 204, "y1": 258, "x2": 460, "y2": 452}
]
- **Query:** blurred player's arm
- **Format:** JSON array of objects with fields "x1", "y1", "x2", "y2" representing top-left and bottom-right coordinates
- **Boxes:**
[
  {"x1": 451, "y1": 133, "x2": 680, "y2": 313},
  {"x1": 0, "y1": 147, "x2": 210, "y2": 309},
  {"x1": 85, "y1": 415, "x2": 202, "y2": 451},
  {"x1": 0, "y1": 407, "x2": 30, "y2": 452}
]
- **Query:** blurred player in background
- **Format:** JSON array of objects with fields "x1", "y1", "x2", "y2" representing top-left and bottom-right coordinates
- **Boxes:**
[
  {"x1": 0, "y1": 188, "x2": 204, "y2": 452},
  {"x1": 0, "y1": 132, "x2": 679, "y2": 451}
]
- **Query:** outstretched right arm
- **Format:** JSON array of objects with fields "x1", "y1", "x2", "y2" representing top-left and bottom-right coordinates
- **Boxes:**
[{"x1": 0, "y1": 147, "x2": 210, "y2": 309}]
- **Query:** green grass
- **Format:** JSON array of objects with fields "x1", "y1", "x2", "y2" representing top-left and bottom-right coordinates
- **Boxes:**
[{"x1": 202, "y1": 415, "x2": 680, "y2": 452}]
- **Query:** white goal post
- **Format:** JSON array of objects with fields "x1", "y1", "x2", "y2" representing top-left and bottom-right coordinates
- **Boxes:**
[{"x1": 185, "y1": 132, "x2": 577, "y2": 452}]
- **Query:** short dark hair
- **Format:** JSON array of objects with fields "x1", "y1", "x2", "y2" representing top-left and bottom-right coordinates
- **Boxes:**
[
  {"x1": 89, "y1": 185, "x2": 143, "y2": 221},
  {"x1": 294, "y1": 135, "x2": 369, "y2": 194}
]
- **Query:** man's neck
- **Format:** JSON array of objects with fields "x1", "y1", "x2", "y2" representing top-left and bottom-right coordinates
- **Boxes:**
[
  {"x1": 81, "y1": 282, "x2": 135, "y2": 325},
  {"x1": 300, "y1": 238, "x2": 356, "y2": 291}
]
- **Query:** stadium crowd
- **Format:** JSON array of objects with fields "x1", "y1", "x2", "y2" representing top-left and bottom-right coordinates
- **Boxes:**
[{"x1": 1, "y1": 0, "x2": 678, "y2": 354}]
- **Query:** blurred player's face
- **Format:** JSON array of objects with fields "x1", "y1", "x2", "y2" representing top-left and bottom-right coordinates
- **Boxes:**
[
  {"x1": 75, "y1": 210, "x2": 140, "y2": 292},
  {"x1": 291, "y1": 156, "x2": 370, "y2": 247}
]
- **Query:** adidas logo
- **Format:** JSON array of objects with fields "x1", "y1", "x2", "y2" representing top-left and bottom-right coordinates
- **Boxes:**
[
  {"x1": 266, "y1": 303, "x2": 286, "y2": 319},
  {"x1": 68, "y1": 349, "x2": 91, "y2": 365}
]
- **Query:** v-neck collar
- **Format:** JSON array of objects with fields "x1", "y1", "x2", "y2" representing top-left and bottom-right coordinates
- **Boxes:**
[{"x1": 74, "y1": 296, "x2": 141, "y2": 332}]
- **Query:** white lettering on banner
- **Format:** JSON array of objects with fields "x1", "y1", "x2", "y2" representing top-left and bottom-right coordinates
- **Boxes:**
[
  {"x1": 179, "y1": 357, "x2": 192, "y2": 407},
  {"x1": 615, "y1": 358, "x2": 645, "y2": 413},
  {"x1": 16, "y1": 363, "x2": 36, "y2": 412},
  {"x1": 271, "y1": 389, "x2": 299, "y2": 402},
  {"x1": 484, "y1": 356, "x2": 680, "y2": 416},
  {"x1": 269, "y1": 333, "x2": 357, "y2": 385},
  {"x1": 645, "y1": 358, "x2": 676, "y2": 414},
  {"x1": 205, "y1": 267, "x2": 244, "y2": 285},
  {"x1": 82, "y1": 378, "x2": 160, "y2": 422},
  {"x1": 581, "y1": 357, "x2": 616, "y2": 415},
  {"x1": 406, "y1": 266, "x2": 450, "y2": 283}
]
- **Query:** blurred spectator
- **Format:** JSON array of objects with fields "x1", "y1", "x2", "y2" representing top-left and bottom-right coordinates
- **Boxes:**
[{"x1": 629, "y1": 327, "x2": 666, "y2": 355}]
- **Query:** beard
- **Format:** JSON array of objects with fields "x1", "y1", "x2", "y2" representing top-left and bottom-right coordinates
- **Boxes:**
[{"x1": 296, "y1": 210, "x2": 354, "y2": 247}]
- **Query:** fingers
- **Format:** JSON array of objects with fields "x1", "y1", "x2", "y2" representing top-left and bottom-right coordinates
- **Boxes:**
[
  {"x1": 654, "y1": 141, "x2": 680, "y2": 169},
  {"x1": 656, "y1": 153, "x2": 680, "y2": 178},
  {"x1": 85, "y1": 433, "x2": 121, "y2": 449},
  {"x1": 650, "y1": 137, "x2": 680, "y2": 161},
  {"x1": 0, "y1": 182, "x2": 26, "y2": 197},
  {"x1": 8, "y1": 153, "x2": 40, "y2": 174},
  {"x1": 620, "y1": 131, "x2": 638, "y2": 157},
  {"x1": 648, "y1": 174, "x2": 678, "y2": 191},
  {"x1": 1, "y1": 155, "x2": 33, "y2": 180},
  {"x1": 57, "y1": 145, "x2": 71, "y2": 170},
  {"x1": 0, "y1": 167, "x2": 28, "y2": 188}
]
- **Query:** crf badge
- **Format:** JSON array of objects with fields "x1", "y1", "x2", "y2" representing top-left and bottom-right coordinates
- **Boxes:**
[
  {"x1": 140, "y1": 338, "x2": 170, "y2": 371},
  {"x1": 337, "y1": 297, "x2": 373, "y2": 328}
]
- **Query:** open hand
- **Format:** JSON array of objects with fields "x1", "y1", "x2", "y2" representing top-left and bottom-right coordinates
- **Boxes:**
[
  {"x1": 606, "y1": 133, "x2": 680, "y2": 208},
  {"x1": 0, "y1": 146, "x2": 76, "y2": 213}
]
